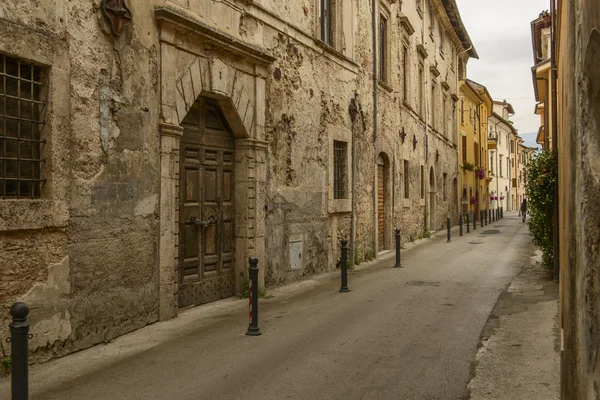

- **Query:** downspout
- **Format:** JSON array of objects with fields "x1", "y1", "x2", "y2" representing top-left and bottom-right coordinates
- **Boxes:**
[
  {"x1": 550, "y1": 0, "x2": 559, "y2": 282},
  {"x1": 372, "y1": 0, "x2": 378, "y2": 254},
  {"x1": 349, "y1": 96, "x2": 361, "y2": 267}
]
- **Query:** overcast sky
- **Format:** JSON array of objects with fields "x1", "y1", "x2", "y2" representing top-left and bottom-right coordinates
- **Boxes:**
[{"x1": 455, "y1": 0, "x2": 549, "y2": 148}]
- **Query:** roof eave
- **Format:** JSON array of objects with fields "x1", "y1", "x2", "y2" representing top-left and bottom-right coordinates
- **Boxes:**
[{"x1": 442, "y1": 0, "x2": 479, "y2": 59}]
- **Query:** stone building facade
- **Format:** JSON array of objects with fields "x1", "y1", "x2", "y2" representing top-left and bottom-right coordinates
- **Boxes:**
[
  {"x1": 554, "y1": 0, "x2": 600, "y2": 397},
  {"x1": 0, "y1": 0, "x2": 475, "y2": 359}
]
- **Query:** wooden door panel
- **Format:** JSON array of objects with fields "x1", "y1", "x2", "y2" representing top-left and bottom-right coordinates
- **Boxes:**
[
  {"x1": 378, "y1": 165, "x2": 385, "y2": 251},
  {"x1": 179, "y1": 99, "x2": 236, "y2": 308}
]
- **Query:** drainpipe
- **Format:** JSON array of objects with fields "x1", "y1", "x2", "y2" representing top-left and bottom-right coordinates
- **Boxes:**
[
  {"x1": 550, "y1": 0, "x2": 559, "y2": 282},
  {"x1": 348, "y1": 96, "x2": 360, "y2": 268},
  {"x1": 372, "y1": 0, "x2": 378, "y2": 253},
  {"x1": 393, "y1": 138, "x2": 396, "y2": 232}
]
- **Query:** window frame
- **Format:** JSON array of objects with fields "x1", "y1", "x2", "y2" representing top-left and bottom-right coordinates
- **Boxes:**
[
  {"x1": 0, "y1": 22, "x2": 70, "y2": 232},
  {"x1": 328, "y1": 126, "x2": 352, "y2": 214},
  {"x1": 418, "y1": 64, "x2": 424, "y2": 117},
  {"x1": 0, "y1": 54, "x2": 48, "y2": 199},
  {"x1": 402, "y1": 45, "x2": 409, "y2": 101},
  {"x1": 318, "y1": 0, "x2": 334, "y2": 47},
  {"x1": 403, "y1": 160, "x2": 409, "y2": 199},
  {"x1": 378, "y1": 7, "x2": 391, "y2": 84},
  {"x1": 333, "y1": 140, "x2": 347, "y2": 200}
]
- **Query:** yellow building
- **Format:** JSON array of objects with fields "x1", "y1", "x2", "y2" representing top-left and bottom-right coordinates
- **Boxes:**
[
  {"x1": 531, "y1": 11, "x2": 554, "y2": 150},
  {"x1": 457, "y1": 79, "x2": 492, "y2": 221}
]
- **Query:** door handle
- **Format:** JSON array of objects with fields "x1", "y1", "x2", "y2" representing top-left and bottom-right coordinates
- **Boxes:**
[{"x1": 189, "y1": 216, "x2": 216, "y2": 228}]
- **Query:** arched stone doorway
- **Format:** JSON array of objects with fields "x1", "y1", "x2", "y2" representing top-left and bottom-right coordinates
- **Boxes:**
[
  {"x1": 429, "y1": 167, "x2": 436, "y2": 231},
  {"x1": 156, "y1": 7, "x2": 274, "y2": 319},
  {"x1": 178, "y1": 98, "x2": 237, "y2": 307}
]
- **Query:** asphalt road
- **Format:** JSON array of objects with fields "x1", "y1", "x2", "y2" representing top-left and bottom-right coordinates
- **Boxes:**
[{"x1": 34, "y1": 214, "x2": 533, "y2": 400}]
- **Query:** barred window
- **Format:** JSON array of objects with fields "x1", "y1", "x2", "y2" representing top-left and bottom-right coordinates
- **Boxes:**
[
  {"x1": 333, "y1": 140, "x2": 347, "y2": 199},
  {"x1": 0, "y1": 54, "x2": 47, "y2": 199}
]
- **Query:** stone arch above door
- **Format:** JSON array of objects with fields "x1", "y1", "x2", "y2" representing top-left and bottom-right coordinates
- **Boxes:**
[{"x1": 163, "y1": 56, "x2": 255, "y2": 139}]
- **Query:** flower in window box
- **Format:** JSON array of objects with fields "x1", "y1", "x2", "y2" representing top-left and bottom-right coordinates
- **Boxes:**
[{"x1": 470, "y1": 197, "x2": 477, "y2": 205}]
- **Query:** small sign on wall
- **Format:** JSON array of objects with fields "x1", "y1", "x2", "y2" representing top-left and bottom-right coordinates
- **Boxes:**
[{"x1": 289, "y1": 240, "x2": 303, "y2": 270}]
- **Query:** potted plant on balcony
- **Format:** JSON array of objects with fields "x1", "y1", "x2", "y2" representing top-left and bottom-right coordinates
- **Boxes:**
[
  {"x1": 476, "y1": 167, "x2": 485, "y2": 180},
  {"x1": 462, "y1": 162, "x2": 475, "y2": 171}
]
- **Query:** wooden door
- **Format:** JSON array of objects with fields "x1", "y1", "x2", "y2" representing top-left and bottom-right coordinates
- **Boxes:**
[
  {"x1": 378, "y1": 164, "x2": 385, "y2": 252},
  {"x1": 178, "y1": 99, "x2": 235, "y2": 308}
]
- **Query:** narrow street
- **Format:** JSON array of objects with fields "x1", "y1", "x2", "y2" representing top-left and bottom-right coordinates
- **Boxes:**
[{"x1": 21, "y1": 213, "x2": 544, "y2": 400}]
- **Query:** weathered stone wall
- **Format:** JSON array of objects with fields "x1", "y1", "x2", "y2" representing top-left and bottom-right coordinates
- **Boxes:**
[
  {"x1": 0, "y1": 0, "x2": 160, "y2": 359},
  {"x1": 0, "y1": 0, "x2": 467, "y2": 360},
  {"x1": 559, "y1": 0, "x2": 600, "y2": 397}
]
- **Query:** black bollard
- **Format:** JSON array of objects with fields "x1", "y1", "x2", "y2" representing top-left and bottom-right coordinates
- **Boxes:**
[
  {"x1": 480, "y1": 211, "x2": 484, "y2": 228},
  {"x1": 473, "y1": 211, "x2": 477, "y2": 231},
  {"x1": 10, "y1": 302, "x2": 29, "y2": 400},
  {"x1": 466, "y1": 212, "x2": 470, "y2": 233},
  {"x1": 488, "y1": 209, "x2": 491, "y2": 224},
  {"x1": 485, "y1": 209, "x2": 488, "y2": 226},
  {"x1": 497, "y1": 208, "x2": 499, "y2": 221},
  {"x1": 459, "y1": 214, "x2": 463, "y2": 236},
  {"x1": 501, "y1": 207, "x2": 503, "y2": 219},
  {"x1": 447, "y1": 218, "x2": 451, "y2": 243},
  {"x1": 246, "y1": 258, "x2": 261, "y2": 336},
  {"x1": 492, "y1": 209, "x2": 495, "y2": 222},
  {"x1": 340, "y1": 240, "x2": 350, "y2": 291},
  {"x1": 394, "y1": 229, "x2": 402, "y2": 268}
]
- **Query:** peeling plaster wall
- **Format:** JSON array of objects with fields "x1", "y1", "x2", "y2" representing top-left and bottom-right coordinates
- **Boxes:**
[
  {"x1": 0, "y1": 0, "x2": 160, "y2": 361},
  {"x1": 1, "y1": 0, "x2": 464, "y2": 361}
]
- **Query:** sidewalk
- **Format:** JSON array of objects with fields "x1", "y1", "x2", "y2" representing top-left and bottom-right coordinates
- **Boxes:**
[{"x1": 468, "y1": 246, "x2": 560, "y2": 399}]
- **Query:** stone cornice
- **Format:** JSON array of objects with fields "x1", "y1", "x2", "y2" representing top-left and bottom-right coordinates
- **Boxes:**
[
  {"x1": 398, "y1": 13, "x2": 416, "y2": 36},
  {"x1": 155, "y1": 4, "x2": 276, "y2": 66}
]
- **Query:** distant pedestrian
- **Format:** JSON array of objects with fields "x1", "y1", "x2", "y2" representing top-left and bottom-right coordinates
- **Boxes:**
[{"x1": 520, "y1": 198, "x2": 527, "y2": 222}]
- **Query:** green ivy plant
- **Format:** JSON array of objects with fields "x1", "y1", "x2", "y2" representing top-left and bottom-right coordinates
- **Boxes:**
[
  {"x1": 462, "y1": 162, "x2": 475, "y2": 171},
  {"x1": 524, "y1": 150, "x2": 557, "y2": 269}
]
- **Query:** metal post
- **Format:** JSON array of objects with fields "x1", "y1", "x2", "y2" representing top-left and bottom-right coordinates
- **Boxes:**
[
  {"x1": 394, "y1": 229, "x2": 402, "y2": 268},
  {"x1": 447, "y1": 218, "x2": 451, "y2": 243},
  {"x1": 246, "y1": 258, "x2": 261, "y2": 336},
  {"x1": 340, "y1": 240, "x2": 350, "y2": 291},
  {"x1": 480, "y1": 211, "x2": 484, "y2": 228},
  {"x1": 473, "y1": 211, "x2": 476, "y2": 231},
  {"x1": 466, "y1": 212, "x2": 470, "y2": 233},
  {"x1": 492, "y1": 209, "x2": 495, "y2": 222},
  {"x1": 501, "y1": 206, "x2": 503, "y2": 219},
  {"x1": 459, "y1": 214, "x2": 463, "y2": 236},
  {"x1": 10, "y1": 302, "x2": 29, "y2": 400},
  {"x1": 497, "y1": 208, "x2": 499, "y2": 221},
  {"x1": 488, "y1": 209, "x2": 491, "y2": 224}
]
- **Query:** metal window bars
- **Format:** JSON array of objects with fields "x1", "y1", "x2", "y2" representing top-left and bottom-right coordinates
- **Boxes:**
[
  {"x1": 0, "y1": 54, "x2": 47, "y2": 199},
  {"x1": 333, "y1": 141, "x2": 346, "y2": 200}
]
